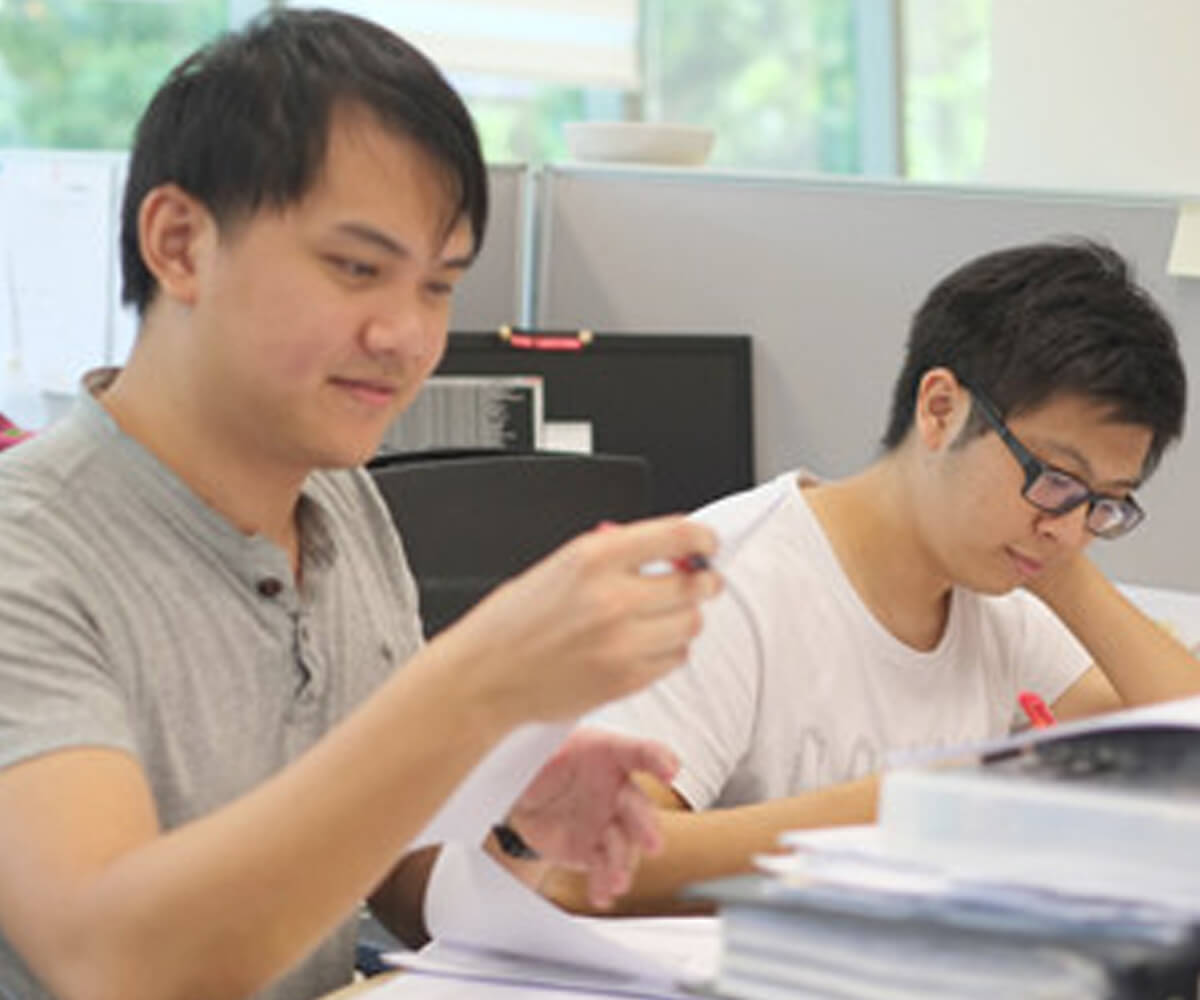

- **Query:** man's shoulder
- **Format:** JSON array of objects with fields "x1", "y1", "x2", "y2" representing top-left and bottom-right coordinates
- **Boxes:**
[
  {"x1": 304, "y1": 465, "x2": 407, "y2": 572},
  {"x1": 693, "y1": 472, "x2": 827, "y2": 584},
  {"x1": 306, "y1": 465, "x2": 392, "y2": 531},
  {"x1": 691, "y1": 473, "x2": 805, "y2": 550},
  {"x1": 306, "y1": 465, "x2": 378, "y2": 507},
  {"x1": 0, "y1": 409, "x2": 106, "y2": 533}
]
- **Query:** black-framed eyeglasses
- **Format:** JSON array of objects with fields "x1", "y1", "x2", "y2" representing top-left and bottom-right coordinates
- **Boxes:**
[{"x1": 964, "y1": 385, "x2": 1144, "y2": 540}]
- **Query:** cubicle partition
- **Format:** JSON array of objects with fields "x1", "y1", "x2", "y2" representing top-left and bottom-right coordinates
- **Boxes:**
[
  {"x1": 448, "y1": 163, "x2": 531, "y2": 330},
  {"x1": 533, "y1": 164, "x2": 1200, "y2": 591},
  {"x1": 4, "y1": 150, "x2": 1200, "y2": 589}
]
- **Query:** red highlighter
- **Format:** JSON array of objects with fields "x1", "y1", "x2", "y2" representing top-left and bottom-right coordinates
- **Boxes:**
[{"x1": 1018, "y1": 690, "x2": 1057, "y2": 729}]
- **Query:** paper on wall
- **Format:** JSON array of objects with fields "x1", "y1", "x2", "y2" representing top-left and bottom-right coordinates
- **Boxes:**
[
  {"x1": 109, "y1": 155, "x2": 139, "y2": 366},
  {"x1": 1168, "y1": 203, "x2": 1200, "y2": 278},
  {"x1": 1, "y1": 156, "x2": 114, "y2": 394}
]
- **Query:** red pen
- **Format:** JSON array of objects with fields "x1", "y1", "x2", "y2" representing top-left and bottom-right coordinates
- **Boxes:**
[{"x1": 1018, "y1": 689, "x2": 1057, "y2": 729}]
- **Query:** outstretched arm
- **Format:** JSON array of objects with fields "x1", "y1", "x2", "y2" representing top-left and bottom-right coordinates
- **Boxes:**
[
  {"x1": 0, "y1": 516, "x2": 719, "y2": 1000},
  {"x1": 542, "y1": 772, "x2": 878, "y2": 916},
  {"x1": 370, "y1": 726, "x2": 682, "y2": 945},
  {"x1": 1030, "y1": 554, "x2": 1200, "y2": 720}
]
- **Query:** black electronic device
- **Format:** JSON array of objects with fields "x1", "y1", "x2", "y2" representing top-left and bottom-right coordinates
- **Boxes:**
[
  {"x1": 368, "y1": 449, "x2": 652, "y2": 636},
  {"x1": 436, "y1": 329, "x2": 753, "y2": 516}
]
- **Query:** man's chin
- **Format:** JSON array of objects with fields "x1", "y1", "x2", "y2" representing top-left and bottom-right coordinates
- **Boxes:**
[
  {"x1": 958, "y1": 563, "x2": 1022, "y2": 597},
  {"x1": 309, "y1": 437, "x2": 385, "y2": 471}
]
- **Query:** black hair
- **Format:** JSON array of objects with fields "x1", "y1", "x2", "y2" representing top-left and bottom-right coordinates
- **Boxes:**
[
  {"x1": 119, "y1": 7, "x2": 488, "y2": 314},
  {"x1": 882, "y1": 240, "x2": 1186, "y2": 475}
]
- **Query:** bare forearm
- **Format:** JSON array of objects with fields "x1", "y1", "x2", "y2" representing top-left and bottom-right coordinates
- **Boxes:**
[
  {"x1": 545, "y1": 776, "x2": 878, "y2": 916},
  {"x1": 1036, "y1": 559, "x2": 1200, "y2": 705},
  {"x1": 20, "y1": 645, "x2": 511, "y2": 1000},
  {"x1": 370, "y1": 847, "x2": 441, "y2": 949}
]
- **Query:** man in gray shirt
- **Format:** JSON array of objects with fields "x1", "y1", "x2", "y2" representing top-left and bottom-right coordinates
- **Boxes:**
[{"x1": 0, "y1": 10, "x2": 720, "y2": 1000}]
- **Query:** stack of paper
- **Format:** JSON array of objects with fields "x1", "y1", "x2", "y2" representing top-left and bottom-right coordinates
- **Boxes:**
[
  {"x1": 690, "y1": 825, "x2": 1200, "y2": 1000},
  {"x1": 881, "y1": 694, "x2": 1200, "y2": 910},
  {"x1": 690, "y1": 697, "x2": 1200, "y2": 1000}
]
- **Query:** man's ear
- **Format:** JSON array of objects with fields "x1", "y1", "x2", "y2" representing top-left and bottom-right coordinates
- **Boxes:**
[
  {"x1": 136, "y1": 183, "x2": 214, "y2": 308},
  {"x1": 914, "y1": 367, "x2": 970, "y2": 451}
]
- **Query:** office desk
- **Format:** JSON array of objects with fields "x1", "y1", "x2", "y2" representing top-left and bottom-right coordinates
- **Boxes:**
[{"x1": 319, "y1": 972, "x2": 400, "y2": 998}]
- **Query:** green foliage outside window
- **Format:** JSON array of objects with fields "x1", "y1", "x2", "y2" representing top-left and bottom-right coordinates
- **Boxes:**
[
  {"x1": 0, "y1": 0, "x2": 225, "y2": 149},
  {"x1": 462, "y1": 80, "x2": 600, "y2": 166},
  {"x1": 467, "y1": 1, "x2": 859, "y2": 174},
  {"x1": 903, "y1": 0, "x2": 991, "y2": 182},
  {"x1": 643, "y1": 0, "x2": 858, "y2": 174},
  {"x1": 0, "y1": 0, "x2": 990, "y2": 183}
]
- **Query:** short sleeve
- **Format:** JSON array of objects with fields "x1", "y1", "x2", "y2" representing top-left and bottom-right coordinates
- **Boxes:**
[
  {"x1": 587, "y1": 582, "x2": 762, "y2": 810},
  {"x1": 1009, "y1": 589, "x2": 1093, "y2": 710},
  {"x1": 0, "y1": 532, "x2": 133, "y2": 772}
]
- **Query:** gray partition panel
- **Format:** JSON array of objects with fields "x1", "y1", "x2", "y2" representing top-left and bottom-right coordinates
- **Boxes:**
[
  {"x1": 536, "y1": 165, "x2": 1200, "y2": 590},
  {"x1": 448, "y1": 163, "x2": 529, "y2": 330}
]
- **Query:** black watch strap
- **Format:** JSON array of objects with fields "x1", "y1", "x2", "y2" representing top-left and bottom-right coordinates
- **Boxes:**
[{"x1": 491, "y1": 822, "x2": 541, "y2": 861}]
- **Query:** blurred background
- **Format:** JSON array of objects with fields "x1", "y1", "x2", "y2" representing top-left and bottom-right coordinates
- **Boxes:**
[{"x1": 0, "y1": 0, "x2": 988, "y2": 182}]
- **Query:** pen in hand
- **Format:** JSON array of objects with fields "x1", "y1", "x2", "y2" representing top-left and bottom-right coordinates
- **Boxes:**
[{"x1": 595, "y1": 521, "x2": 710, "y2": 575}]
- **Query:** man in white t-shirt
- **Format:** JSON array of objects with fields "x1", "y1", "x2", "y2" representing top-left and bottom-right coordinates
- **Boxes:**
[{"x1": 548, "y1": 240, "x2": 1200, "y2": 914}]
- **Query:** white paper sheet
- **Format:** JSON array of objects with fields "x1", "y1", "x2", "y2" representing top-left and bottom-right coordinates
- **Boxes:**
[
  {"x1": 409, "y1": 843, "x2": 717, "y2": 996},
  {"x1": 542, "y1": 420, "x2": 594, "y2": 455},
  {"x1": 411, "y1": 722, "x2": 572, "y2": 849},
  {"x1": 368, "y1": 972, "x2": 630, "y2": 999}
]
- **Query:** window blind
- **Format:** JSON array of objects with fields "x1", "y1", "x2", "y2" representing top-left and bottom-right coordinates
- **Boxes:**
[{"x1": 287, "y1": 0, "x2": 640, "y2": 90}]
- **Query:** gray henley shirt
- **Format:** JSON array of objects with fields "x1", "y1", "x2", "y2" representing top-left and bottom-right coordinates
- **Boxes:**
[{"x1": 0, "y1": 384, "x2": 423, "y2": 999}]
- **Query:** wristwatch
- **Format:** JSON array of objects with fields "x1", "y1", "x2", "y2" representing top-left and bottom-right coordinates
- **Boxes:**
[{"x1": 491, "y1": 821, "x2": 541, "y2": 861}]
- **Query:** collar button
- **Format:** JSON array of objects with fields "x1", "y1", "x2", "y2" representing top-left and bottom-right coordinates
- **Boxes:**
[{"x1": 256, "y1": 577, "x2": 284, "y2": 598}]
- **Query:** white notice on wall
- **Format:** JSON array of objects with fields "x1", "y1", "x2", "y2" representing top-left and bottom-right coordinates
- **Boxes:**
[
  {"x1": 109, "y1": 156, "x2": 138, "y2": 366},
  {"x1": 543, "y1": 420, "x2": 594, "y2": 454},
  {"x1": 1, "y1": 157, "x2": 114, "y2": 394},
  {"x1": 1168, "y1": 203, "x2": 1200, "y2": 278},
  {"x1": 0, "y1": 189, "x2": 14, "y2": 366}
]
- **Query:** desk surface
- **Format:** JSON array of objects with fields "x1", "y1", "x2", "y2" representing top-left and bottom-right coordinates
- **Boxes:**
[{"x1": 319, "y1": 972, "x2": 400, "y2": 999}]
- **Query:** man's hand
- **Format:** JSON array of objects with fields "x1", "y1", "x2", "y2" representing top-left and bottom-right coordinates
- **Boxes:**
[
  {"x1": 1021, "y1": 545, "x2": 1094, "y2": 609},
  {"x1": 507, "y1": 727, "x2": 678, "y2": 908},
  {"x1": 434, "y1": 516, "x2": 720, "y2": 728}
]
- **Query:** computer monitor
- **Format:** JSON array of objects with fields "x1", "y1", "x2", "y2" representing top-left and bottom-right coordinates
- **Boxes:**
[
  {"x1": 369, "y1": 450, "x2": 652, "y2": 636},
  {"x1": 435, "y1": 331, "x2": 753, "y2": 516}
]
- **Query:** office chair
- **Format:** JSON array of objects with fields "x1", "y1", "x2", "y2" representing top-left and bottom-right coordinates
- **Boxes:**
[{"x1": 368, "y1": 449, "x2": 653, "y2": 637}]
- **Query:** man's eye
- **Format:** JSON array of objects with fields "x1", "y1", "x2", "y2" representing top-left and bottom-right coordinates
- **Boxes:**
[
  {"x1": 426, "y1": 281, "x2": 455, "y2": 297},
  {"x1": 330, "y1": 257, "x2": 378, "y2": 280},
  {"x1": 1039, "y1": 468, "x2": 1087, "y2": 499}
]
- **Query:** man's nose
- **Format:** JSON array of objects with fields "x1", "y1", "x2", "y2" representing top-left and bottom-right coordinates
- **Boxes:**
[
  {"x1": 362, "y1": 300, "x2": 436, "y2": 363},
  {"x1": 1035, "y1": 502, "x2": 1092, "y2": 549}
]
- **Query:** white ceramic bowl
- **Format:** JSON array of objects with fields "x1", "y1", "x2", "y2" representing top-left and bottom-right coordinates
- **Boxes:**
[{"x1": 563, "y1": 121, "x2": 715, "y2": 167}]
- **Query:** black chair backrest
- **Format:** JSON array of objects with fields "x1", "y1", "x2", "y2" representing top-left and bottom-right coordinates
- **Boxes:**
[{"x1": 368, "y1": 450, "x2": 652, "y2": 637}]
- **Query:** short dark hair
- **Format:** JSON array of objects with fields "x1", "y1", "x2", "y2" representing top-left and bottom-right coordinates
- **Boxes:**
[
  {"x1": 882, "y1": 240, "x2": 1186, "y2": 476},
  {"x1": 120, "y1": 7, "x2": 488, "y2": 314}
]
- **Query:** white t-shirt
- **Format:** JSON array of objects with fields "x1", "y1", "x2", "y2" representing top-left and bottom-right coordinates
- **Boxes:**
[{"x1": 594, "y1": 471, "x2": 1092, "y2": 810}]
